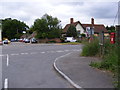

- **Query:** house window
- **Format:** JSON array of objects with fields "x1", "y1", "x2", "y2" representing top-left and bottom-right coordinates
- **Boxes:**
[{"x1": 77, "y1": 30, "x2": 81, "y2": 34}]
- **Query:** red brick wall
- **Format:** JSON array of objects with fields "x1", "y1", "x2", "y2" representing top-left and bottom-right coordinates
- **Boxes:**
[{"x1": 38, "y1": 38, "x2": 61, "y2": 43}]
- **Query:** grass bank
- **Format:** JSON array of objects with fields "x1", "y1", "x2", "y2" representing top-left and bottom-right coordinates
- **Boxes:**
[{"x1": 81, "y1": 38, "x2": 118, "y2": 87}]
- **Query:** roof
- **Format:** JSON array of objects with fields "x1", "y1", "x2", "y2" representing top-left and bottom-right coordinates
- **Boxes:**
[
  {"x1": 63, "y1": 21, "x2": 108, "y2": 33},
  {"x1": 63, "y1": 21, "x2": 83, "y2": 33},
  {"x1": 82, "y1": 24, "x2": 108, "y2": 33}
]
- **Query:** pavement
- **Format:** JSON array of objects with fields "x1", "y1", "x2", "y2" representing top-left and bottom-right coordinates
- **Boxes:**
[{"x1": 54, "y1": 51, "x2": 115, "y2": 89}]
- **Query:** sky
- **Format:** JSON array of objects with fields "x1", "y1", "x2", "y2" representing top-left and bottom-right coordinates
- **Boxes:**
[{"x1": 0, "y1": 0, "x2": 119, "y2": 28}]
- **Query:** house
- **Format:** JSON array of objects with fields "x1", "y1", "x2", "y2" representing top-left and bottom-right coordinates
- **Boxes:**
[
  {"x1": 63, "y1": 18, "x2": 85, "y2": 37},
  {"x1": 63, "y1": 18, "x2": 109, "y2": 37}
]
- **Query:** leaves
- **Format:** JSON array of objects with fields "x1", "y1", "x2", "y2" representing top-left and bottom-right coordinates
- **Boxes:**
[
  {"x1": 32, "y1": 14, "x2": 61, "y2": 39},
  {"x1": 2, "y1": 18, "x2": 29, "y2": 39},
  {"x1": 66, "y1": 25, "x2": 77, "y2": 38}
]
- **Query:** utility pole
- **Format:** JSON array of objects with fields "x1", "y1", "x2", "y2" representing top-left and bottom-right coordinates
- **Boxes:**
[
  {"x1": 116, "y1": 25, "x2": 120, "y2": 90},
  {"x1": 0, "y1": 19, "x2": 2, "y2": 90},
  {"x1": 117, "y1": 1, "x2": 120, "y2": 89},
  {"x1": 0, "y1": 20, "x2": 2, "y2": 41}
]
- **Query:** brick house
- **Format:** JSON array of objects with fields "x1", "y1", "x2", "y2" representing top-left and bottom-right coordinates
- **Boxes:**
[{"x1": 63, "y1": 18, "x2": 109, "y2": 37}]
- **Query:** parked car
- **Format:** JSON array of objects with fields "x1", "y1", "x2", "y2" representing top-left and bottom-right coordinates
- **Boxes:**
[
  {"x1": 3, "y1": 40, "x2": 10, "y2": 44},
  {"x1": 11, "y1": 38, "x2": 18, "y2": 42},
  {"x1": 18, "y1": 39, "x2": 23, "y2": 42},
  {"x1": 0, "y1": 41, "x2": 3, "y2": 45},
  {"x1": 31, "y1": 38, "x2": 38, "y2": 43},
  {"x1": 25, "y1": 39, "x2": 30, "y2": 43},
  {"x1": 65, "y1": 37, "x2": 77, "y2": 42}
]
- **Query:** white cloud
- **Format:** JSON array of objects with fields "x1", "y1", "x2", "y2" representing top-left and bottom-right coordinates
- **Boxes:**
[{"x1": 0, "y1": 0, "x2": 119, "y2": 27}]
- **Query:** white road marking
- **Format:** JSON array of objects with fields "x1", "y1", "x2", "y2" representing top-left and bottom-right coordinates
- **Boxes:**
[
  {"x1": 4, "y1": 78, "x2": 8, "y2": 89},
  {"x1": 6, "y1": 54, "x2": 9, "y2": 67},
  {"x1": 72, "y1": 49, "x2": 82, "y2": 51},
  {"x1": 23, "y1": 53, "x2": 28, "y2": 55},
  {"x1": 0, "y1": 55, "x2": 4, "y2": 56},
  {"x1": 21, "y1": 53, "x2": 28, "y2": 55},
  {"x1": 10, "y1": 54, "x2": 19, "y2": 56},
  {"x1": 41, "y1": 52, "x2": 45, "y2": 54},
  {"x1": 56, "y1": 50, "x2": 64, "y2": 53}
]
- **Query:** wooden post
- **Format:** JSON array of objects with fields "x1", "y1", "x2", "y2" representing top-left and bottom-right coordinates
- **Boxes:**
[
  {"x1": 117, "y1": 1, "x2": 120, "y2": 89},
  {"x1": 0, "y1": 20, "x2": 2, "y2": 90},
  {"x1": 116, "y1": 25, "x2": 120, "y2": 89},
  {"x1": 0, "y1": 21, "x2": 1, "y2": 41},
  {"x1": 99, "y1": 31, "x2": 104, "y2": 57}
]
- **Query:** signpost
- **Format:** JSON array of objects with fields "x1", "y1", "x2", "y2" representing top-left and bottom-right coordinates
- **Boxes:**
[
  {"x1": 86, "y1": 27, "x2": 94, "y2": 43},
  {"x1": 0, "y1": 20, "x2": 2, "y2": 90}
]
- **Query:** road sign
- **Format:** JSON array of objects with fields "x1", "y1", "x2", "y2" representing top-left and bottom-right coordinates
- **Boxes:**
[{"x1": 86, "y1": 27, "x2": 94, "y2": 35}]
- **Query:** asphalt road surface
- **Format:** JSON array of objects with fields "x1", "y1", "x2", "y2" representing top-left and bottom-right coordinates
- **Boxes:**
[{"x1": 1, "y1": 42, "x2": 82, "y2": 88}]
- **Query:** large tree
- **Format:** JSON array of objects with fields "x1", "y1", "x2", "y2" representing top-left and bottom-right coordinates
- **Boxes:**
[
  {"x1": 32, "y1": 14, "x2": 61, "y2": 39},
  {"x1": 2, "y1": 18, "x2": 29, "y2": 39},
  {"x1": 66, "y1": 25, "x2": 77, "y2": 38}
]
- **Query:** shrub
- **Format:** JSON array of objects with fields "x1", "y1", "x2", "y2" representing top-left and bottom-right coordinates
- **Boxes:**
[
  {"x1": 100, "y1": 45, "x2": 118, "y2": 72},
  {"x1": 81, "y1": 39, "x2": 100, "y2": 56},
  {"x1": 47, "y1": 40, "x2": 56, "y2": 43}
]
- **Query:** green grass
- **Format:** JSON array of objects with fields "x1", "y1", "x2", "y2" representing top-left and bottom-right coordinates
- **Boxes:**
[
  {"x1": 61, "y1": 42, "x2": 81, "y2": 45},
  {"x1": 81, "y1": 39, "x2": 100, "y2": 56},
  {"x1": 89, "y1": 40, "x2": 118, "y2": 73},
  {"x1": 81, "y1": 38, "x2": 118, "y2": 87}
]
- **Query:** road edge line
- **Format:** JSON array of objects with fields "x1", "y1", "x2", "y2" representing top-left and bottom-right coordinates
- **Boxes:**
[
  {"x1": 6, "y1": 54, "x2": 9, "y2": 67},
  {"x1": 4, "y1": 78, "x2": 8, "y2": 89},
  {"x1": 53, "y1": 53, "x2": 82, "y2": 89}
]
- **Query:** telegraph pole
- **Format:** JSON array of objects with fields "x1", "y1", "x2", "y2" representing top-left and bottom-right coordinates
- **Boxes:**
[
  {"x1": 0, "y1": 19, "x2": 2, "y2": 90},
  {"x1": 0, "y1": 20, "x2": 2, "y2": 41},
  {"x1": 117, "y1": 1, "x2": 120, "y2": 89}
]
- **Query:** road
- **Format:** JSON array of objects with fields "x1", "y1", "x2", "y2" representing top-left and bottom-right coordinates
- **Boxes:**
[{"x1": 1, "y1": 42, "x2": 82, "y2": 88}]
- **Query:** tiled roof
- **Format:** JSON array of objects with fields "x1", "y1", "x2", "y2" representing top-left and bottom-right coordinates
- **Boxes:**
[
  {"x1": 63, "y1": 21, "x2": 108, "y2": 33},
  {"x1": 63, "y1": 21, "x2": 83, "y2": 33},
  {"x1": 82, "y1": 24, "x2": 108, "y2": 33}
]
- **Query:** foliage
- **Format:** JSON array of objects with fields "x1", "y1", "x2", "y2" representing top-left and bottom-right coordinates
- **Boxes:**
[
  {"x1": 2, "y1": 18, "x2": 29, "y2": 39},
  {"x1": 106, "y1": 26, "x2": 115, "y2": 33},
  {"x1": 89, "y1": 40, "x2": 118, "y2": 72},
  {"x1": 81, "y1": 39, "x2": 100, "y2": 56},
  {"x1": 66, "y1": 25, "x2": 77, "y2": 38},
  {"x1": 32, "y1": 14, "x2": 61, "y2": 39},
  {"x1": 81, "y1": 33, "x2": 86, "y2": 37},
  {"x1": 89, "y1": 39, "x2": 118, "y2": 87},
  {"x1": 82, "y1": 38, "x2": 118, "y2": 86}
]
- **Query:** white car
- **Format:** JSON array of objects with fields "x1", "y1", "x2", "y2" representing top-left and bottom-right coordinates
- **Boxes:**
[{"x1": 65, "y1": 37, "x2": 77, "y2": 42}]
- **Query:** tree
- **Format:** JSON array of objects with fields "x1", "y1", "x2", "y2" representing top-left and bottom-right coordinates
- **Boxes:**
[
  {"x1": 2, "y1": 18, "x2": 29, "y2": 39},
  {"x1": 66, "y1": 25, "x2": 77, "y2": 38},
  {"x1": 106, "y1": 25, "x2": 115, "y2": 33},
  {"x1": 32, "y1": 14, "x2": 61, "y2": 39}
]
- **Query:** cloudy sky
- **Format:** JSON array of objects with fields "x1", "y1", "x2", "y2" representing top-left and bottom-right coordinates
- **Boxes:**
[{"x1": 0, "y1": 0, "x2": 119, "y2": 28}]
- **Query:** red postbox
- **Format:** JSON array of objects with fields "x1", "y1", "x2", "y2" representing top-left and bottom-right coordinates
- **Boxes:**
[{"x1": 110, "y1": 32, "x2": 115, "y2": 44}]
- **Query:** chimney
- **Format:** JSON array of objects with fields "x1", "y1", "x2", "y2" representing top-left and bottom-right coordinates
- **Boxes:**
[
  {"x1": 91, "y1": 18, "x2": 94, "y2": 25},
  {"x1": 70, "y1": 18, "x2": 74, "y2": 24}
]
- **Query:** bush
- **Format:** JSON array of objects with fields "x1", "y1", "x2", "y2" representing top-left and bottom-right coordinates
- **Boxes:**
[
  {"x1": 84, "y1": 39, "x2": 118, "y2": 87},
  {"x1": 100, "y1": 44, "x2": 118, "y2": 72},
  {"x1": 81, "y1": 39, "x2": 100, "y2": 56},
  {"x1": 46, "y1": 41, "x2": 56, "y2": 43}
]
